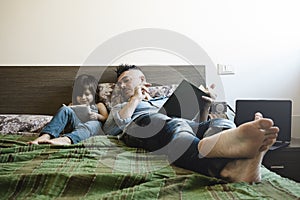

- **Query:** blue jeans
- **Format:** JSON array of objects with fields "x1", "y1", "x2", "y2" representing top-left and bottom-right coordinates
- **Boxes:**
[
  {"x1": 122, "y1": 113, "x2": 235, "y2": 177},
  {"x1": 41, "y1": 105, "x2": 102, "y2": 144}
]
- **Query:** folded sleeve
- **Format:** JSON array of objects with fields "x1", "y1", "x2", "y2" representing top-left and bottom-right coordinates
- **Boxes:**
[{"x1": 103, "y1": 103, "x2": 132, "y2": 136}]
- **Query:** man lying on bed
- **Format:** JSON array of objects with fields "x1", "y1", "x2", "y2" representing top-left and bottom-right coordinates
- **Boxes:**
[{"x1": 103, "y1": 65, "x2": 279, "y2": 183}]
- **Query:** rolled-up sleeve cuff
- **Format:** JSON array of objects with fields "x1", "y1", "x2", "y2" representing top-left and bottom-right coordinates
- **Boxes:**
[
  {"x1": 103, "y1": 103, "x2": 133, "y2": 136},
  {"x1": 112, "y1": 110, "x2": 132, "y2": 128}
]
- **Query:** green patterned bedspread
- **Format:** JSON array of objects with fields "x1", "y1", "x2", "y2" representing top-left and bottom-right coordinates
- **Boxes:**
[{"x1": 0, "y1": 134, "x2": 299, "y2": 200}]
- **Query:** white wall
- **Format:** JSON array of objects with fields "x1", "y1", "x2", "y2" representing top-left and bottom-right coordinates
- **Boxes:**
[{"x1": 1, "y1": 0, "x2": 300, "y2": 137}]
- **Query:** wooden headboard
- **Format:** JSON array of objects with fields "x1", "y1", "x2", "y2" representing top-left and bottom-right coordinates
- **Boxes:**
[{"x1": 0, "y1": 65, "x2": 206, "y2": 115}]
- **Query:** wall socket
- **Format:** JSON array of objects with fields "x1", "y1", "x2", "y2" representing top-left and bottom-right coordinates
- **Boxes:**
[{"x1": 217, "y1": 64, "x2": 235, "y2": 75}]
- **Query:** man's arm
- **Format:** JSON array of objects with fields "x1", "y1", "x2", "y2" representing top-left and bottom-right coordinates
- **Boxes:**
[
  {"x1": 103, "y1": 84, "x2": 149, "y2": 135},
  {"x1": 199, "y1": 105, "x2": 211, "y2": 122},
  {"x1": 103, "y1": 103, "x2": 132, "y2": 135},
  {"x1": 118, "y1": 84, "x2": 149, "y2": 119},
  {"x1": 199, "y1": 84, "x2": 217, "y2": 122},
  {"x1": 118, "y1": 96, "x2": 141, "y2": 119}
]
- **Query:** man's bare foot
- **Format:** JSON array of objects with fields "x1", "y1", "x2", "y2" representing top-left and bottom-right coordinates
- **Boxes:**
[
  {"x1": 28, "y1": 134, "x2": 51, "y2": 145},
  {"x1": 38, "y1": 137, "x2": 72, "y2": 145},
  {"x1": 220, "y1": 155, "x2": 264, "y2": 183},
  {"x1": 215, "y1": 112, "x2": 278, "y2": 183},
  {"x1": 198, "y1": 113, "x2": 279, "y2": 159},
  {"x1": 220, "y1": 136, "x2": 277, "y2": 183},
  {"x1": 254, "y1": 113, "x2": 277, "y2": 152}
]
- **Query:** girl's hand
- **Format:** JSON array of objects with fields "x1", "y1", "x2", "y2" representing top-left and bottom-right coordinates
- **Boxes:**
[{"x1": 89, "y1": 112, "x2": 99, "y2": 120}]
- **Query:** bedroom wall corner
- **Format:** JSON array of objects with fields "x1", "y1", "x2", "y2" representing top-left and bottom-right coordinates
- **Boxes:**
[{"x1": 292, "y1": 115, "x2": 300, "y2": 138}]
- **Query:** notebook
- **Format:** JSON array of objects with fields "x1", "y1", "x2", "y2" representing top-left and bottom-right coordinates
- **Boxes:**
[
  {"x1": 234, "y1": 100, "x2": 292, "y2": 150},
  {"x1": 158, "y1": 79, "x2": 209, "y2": 120}
]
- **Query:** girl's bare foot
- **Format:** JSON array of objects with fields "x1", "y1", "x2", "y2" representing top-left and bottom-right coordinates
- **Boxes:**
[
  {"x1": 28, "y1": 134, "x2": 51, "y2": 145},
  {"x1": 38, "y1": 136, "x2": 72, "y2": 145}
]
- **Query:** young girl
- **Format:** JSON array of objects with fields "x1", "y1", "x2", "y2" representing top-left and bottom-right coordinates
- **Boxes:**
[{"x1": 29, "y1": 74, "x2": 108, "y2": 145}]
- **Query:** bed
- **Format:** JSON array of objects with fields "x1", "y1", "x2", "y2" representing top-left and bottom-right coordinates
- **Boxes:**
[{"x1": 0, "y1": 65, "x2": 299, "y2": 200}]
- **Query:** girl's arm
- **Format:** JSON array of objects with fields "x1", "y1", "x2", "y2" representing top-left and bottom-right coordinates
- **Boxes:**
[{"x1": 96, "y1": 102, "x2": 109, "y2": 122}]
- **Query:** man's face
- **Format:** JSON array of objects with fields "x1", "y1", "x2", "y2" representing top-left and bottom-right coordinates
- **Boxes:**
[{"x1": 117, "y1": 70, "x2": 144, "y2": 99}]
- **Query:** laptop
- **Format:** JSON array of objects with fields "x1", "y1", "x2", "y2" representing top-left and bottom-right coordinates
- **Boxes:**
[
  {"x1": 234, "y1": 100, "x2": 292, "y2": 150},
  {"x1": 158, "y1": 79, "x2": 209, "y2": 120}
]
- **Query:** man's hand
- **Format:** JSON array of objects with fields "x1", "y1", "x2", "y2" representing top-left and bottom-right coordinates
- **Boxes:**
[
  {"x1": 198, "y1": 84, "x2": 217, "y2": 122},
  {"x1": 131, "y1": 83, "x2": 152, "y2": 101},
  {"x1": 119, "y1": 82, "x2": 152, "y2": 120},
  {"x1": 201, "y1": 84, "x2": 217, "y2": 109}
]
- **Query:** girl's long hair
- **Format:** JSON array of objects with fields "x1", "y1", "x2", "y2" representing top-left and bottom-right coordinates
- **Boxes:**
[{"x1": 72, "y1": 74, "x2": 99, "y2": 105}]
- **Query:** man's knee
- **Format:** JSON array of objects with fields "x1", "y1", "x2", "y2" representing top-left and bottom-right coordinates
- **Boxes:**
[
  {"x1": 125, "y1": 113, "x2": 170, "y2": 139},
  {"x1": 122, "y1": 114, "x2": 192, "y2": 151},
  {"x1": 203, "y1": 118, "x2": 236, "y2": 138},
  {"x1": 165, "y1": 118, "x2": 194, "y2": 135}
]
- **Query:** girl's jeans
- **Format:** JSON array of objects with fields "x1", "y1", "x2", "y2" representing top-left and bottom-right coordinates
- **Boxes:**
[
  {"x1": 122, "y1": 113, "x2": 235, "y2": 178},
  {"x1": 41, "y1": 105, "x2": 102, "y2": 144}
]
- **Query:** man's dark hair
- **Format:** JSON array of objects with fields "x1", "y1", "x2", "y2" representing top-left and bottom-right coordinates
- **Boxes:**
[{"x1": 115, "y1": 64, "x2": 141, "y2": 78}]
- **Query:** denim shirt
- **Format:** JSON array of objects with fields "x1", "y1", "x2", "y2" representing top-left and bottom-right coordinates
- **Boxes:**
[{"x1": 103, "y1": 96, "x2": 167, "y2": 136}]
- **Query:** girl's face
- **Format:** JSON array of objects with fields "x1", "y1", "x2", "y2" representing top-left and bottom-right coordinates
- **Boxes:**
[{"x1": 76, "y1": 87, "x2": 94, "y2": 105}]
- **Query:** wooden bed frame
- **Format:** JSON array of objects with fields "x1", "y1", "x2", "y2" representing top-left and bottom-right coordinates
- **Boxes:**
[{"x1": 0, "y1": 65, "x2": 205, "y2": 115}]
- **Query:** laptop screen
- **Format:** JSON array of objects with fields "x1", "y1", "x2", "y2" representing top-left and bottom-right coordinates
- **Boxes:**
[{"x1": 234, "y1": 100, "x2": 292, "y2": 142}]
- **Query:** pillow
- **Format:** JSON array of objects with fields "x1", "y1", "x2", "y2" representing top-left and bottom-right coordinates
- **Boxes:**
[
  {"x1": 0, "y1": 114, "x2": 52, "y2": 134},
  {"x1": 98, "y1": 83, "x2": 178, "y2": 110},
  {"x1": 98, "y1": 83, "x2": 116, "y2": 110},
  {"x1": 148, "y1": 84, "x2": 178, "y2": 98}
]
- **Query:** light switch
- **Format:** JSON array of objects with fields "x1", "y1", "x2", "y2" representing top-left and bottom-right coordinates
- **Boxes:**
[{"x1": 217, "y1": 64, "x2": 235, "y2": 75}]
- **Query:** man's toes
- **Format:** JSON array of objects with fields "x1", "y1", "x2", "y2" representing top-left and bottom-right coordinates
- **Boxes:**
[
  {"x1": 254, "y1": 112, "x2": 263, "y2": 120},
  {"x1": 263, "y1": 138, "x2": 275, "y2": 146},
  {"x1": 259, "y1": 145, "x2": 268, "y2": 152},
  {"x1": 257, "y1": 118, "x2": 274, "y2": 129}
]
